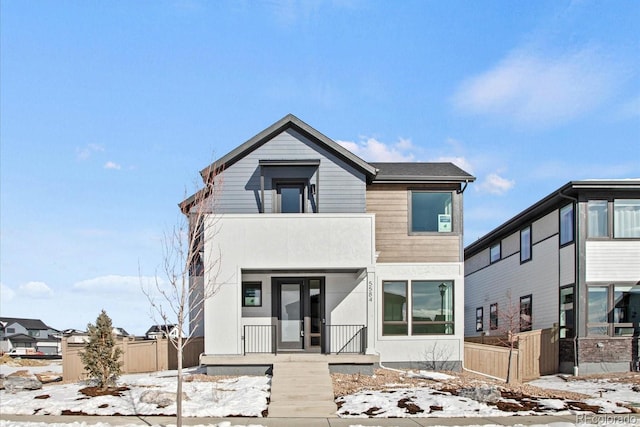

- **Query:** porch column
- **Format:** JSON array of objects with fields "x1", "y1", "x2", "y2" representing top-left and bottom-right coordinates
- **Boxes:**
[{"x1": 366, "y1": 267, "x2": 376, "y2": 354}]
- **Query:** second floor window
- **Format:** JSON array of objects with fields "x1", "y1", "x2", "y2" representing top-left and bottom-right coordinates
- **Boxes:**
[
  {"x1": 614, "y1": 199, "x2": 640, "y2": 238},
  {"x1": 560, "y1": 203, "x2": 574, "y2": 246},
  {"x1": 410, "y1": 191, "x2": 452, "y2": 233},
  {"x1": 520, "y1": 226, "x2": 531, "y2": 263},
  {"x1": 276, "y1": 183, "x2": 305, "y2": 213},
  {"x1": 588, "y1": 200, "x2": 608, "y2": 238},
  {"x1": 490, "y1": 243, "x2": 501, "y2": 264}
]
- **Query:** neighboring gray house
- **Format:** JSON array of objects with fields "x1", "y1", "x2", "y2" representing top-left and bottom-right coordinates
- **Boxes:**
[
  {"x1": 182, "y1": 114, "x2": 475, "y2": 373},
  {"x1": 146, "y1": 324, "x2": 179, "y2": 340},
  {"x1": 0, "y1": 317, "x2": 61, "y2": 355},
  {"x1": 464, "y1": 180, "x2": 640, "y2": 375}
]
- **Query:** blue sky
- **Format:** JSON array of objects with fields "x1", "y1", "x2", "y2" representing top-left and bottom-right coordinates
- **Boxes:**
[{"x1": 1, "y1": 0, "x2": 638, "y2": 335}]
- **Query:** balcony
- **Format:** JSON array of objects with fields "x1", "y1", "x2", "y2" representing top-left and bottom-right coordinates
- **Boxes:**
[{"x1": 208, "y1": 213, "x2": 376, "y2": 270}]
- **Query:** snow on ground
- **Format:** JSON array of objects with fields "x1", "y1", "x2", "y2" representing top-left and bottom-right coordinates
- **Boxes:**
[
  {"x1": 0, "y1": 422, "x2": 606, "y2": 427},
  {"x1": 0, "y1": 361, "x2": 63, "y2": 376},
  {"x1": 2, "y1": 362, "x2": 640, "y2": 424},
  {"x1": 530, "y1": 374, "x2": 640, "y2": 405},
  {"x1": 1, "y1": 366, "x2": 269, "y2": 418}
]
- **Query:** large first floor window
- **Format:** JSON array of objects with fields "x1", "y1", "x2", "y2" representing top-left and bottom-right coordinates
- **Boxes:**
[
  {"x1": 588, "y1": 283, "x2": 640, "y2": 336},
  {"x1": 383, "y1": 280, "x2": 454, "y2": 335}
]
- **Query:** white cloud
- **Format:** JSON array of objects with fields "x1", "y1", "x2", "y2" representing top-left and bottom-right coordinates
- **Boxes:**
[
  {"x1": 104, "y1": 161, "x2": 121, "y2": 170},
  {"x1": 453, "y1": 47, "x2": 620, "y2": 127},
  {"x1": 1, "y1": 283, "x2": 16, "y2": 302},
  {"x1": 76, "y1": 143, "x2": 104, "y2": 160},
  {"x1": 337, "y1": 137, "x2": 416, "y2": 162},
  {"x1": 18, "y1": 281, "x2": 54, "y2": 299},
  {"x1": 476, "y1": 173, "x2": 515, "y2": 195}
]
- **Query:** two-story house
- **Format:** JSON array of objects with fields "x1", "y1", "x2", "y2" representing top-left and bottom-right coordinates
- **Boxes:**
[
  {"x1": 181, "y1": 114, "x2": 474, "y2": 374},
  {"x1": 464, "y1": 180, "x2": 640, "y2": 375},
  {"x1": 0, "y1": 317, "x2": 61, "y2": 355}
]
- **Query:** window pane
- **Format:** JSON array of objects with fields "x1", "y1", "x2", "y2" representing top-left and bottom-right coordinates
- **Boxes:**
[
  {"x1": 520, "y1": 227, "x2": 531, "y2": 262},
  {"x1": 411, "y1": 192, "x2": 452, "y2": 232},
  {"x1": 520, "y1": 295, "x2": 532, "y2": 331},
  {"x1": 560, "y1": 204, "x2": 574, "y2": 245},
  {"x1": 614, "y1": 199, "x2": 640, "y2": 238},
  {"x1": 559, "y1": 286, "x2": 574, "y2": 338},
  {"x1": 490, "y1": 303, "x2": 498, "y2": 330},
  {"x1": 588, "y1": 200, "x2": 608, "y2": 237},
  {"x1": 383, "y1": 281, "x2": 407, "y2": 335},
  {"x1": 242, "y1": 282, "x2": 262, "y2": 307},
  {"x1": 490, "y1": 244, "x2": 501, "y2": 263},
  {"x1": 280, "y1": 186, "x2": 303, "y2": 213},
  {"x1": 476, "y1": 307, "x2": 483, "y2": 332},
  {"x1": 412, "y1": 281, "x2": 454, "y2": 335},
  {"x1": 614, "y1": 285, "x2": 640, "y2": 327},
  {"x1": 588, "y1": 287, "x2": 608, "y2": 324}
]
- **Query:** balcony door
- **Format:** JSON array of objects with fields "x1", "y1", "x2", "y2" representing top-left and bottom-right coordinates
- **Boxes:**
[
  {"x1": 273, "y1": 278, "x2": 325, "y2": 352},
  {"x1": 275, "y1": 182, "x2": 305, "y2": 213}
]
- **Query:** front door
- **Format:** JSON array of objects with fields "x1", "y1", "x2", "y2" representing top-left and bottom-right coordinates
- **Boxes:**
[{"x1": 273, "y1": 278, "x2": 325, "y2": 352}]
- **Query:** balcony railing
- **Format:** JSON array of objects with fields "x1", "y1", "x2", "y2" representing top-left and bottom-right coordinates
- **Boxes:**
[{"x1": 242, "y1": 324, "x2": 366, "y2": 355}]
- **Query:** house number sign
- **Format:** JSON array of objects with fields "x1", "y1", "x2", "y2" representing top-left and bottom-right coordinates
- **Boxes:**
[{"x1": 368, "y1": 280, "x2": 374, "y2": 302}]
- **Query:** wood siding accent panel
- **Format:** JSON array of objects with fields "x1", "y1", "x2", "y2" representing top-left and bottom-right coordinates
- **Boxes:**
[
  {"x1": 366, "y1": 184, "x2": 461, "y2": 263},
  {"x1": 215, "y1": 129, "x2": 366, "y2": 214},
  {"x1": 586, "y1": 240, "x2": 640, "y2": 282}
]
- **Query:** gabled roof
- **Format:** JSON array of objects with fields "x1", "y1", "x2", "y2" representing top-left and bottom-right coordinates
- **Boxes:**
[
  {"x1": 200, "y1": 114, "x2": 378, "y2": 182},
  {"x1": 6, "y1": 333, "x2": 36, "y2": 343},
  {"x1": 0, "y1": 317, "x2": 55, "y2": 331},
  {"x1": 465, "y1": 179, "x2": 640, "y2": 258},
  {"x1": 370, "y1": 162, "x2": 475, "y2": 183}
]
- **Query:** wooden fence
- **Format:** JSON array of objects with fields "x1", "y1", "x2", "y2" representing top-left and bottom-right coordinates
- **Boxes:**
[
  {"x1": 464, "y1": 327, "x2": 559, "y2": 383},
  {"x1": 62, "y1": 336, "x2": 204, "y2": 381}
]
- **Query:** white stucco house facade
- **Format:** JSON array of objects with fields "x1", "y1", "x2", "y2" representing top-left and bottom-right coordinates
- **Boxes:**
[{"x1": 182, "y1": 115, "x2": 475, "y2": 373}]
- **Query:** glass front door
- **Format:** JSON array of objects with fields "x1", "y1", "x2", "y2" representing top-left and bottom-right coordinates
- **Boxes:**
[{"x1": 274, "y1": 278, "x2": 324, "y2": 352}]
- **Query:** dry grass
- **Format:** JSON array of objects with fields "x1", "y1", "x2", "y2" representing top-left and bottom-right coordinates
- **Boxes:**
[
  {"x1": 331, "y1": 368, "x2": 592, "y2": 400},
  {"x1": 0, "y1": 354, "x2": 50, "y2": 367}
]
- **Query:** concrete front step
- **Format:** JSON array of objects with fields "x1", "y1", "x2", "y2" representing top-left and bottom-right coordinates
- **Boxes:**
[{"x1": 269, "y1": 361, "x2": 337, "y2": 418}]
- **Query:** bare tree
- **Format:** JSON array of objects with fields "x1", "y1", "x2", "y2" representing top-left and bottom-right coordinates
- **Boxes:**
[
  {"x1": 142, "y1": 165, "x2": 223, "y2": 426},
  {"x1": 493, "y1": 291, "x2": 521, "y2": 384}
]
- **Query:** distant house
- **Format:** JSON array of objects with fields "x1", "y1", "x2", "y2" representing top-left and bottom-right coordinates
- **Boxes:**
[
  {"x1": 146, "y1": 324, "x2": 179, "y2": 339},
  {"x1": 61, "y1": 326, "x2": 130, "y2": 344},
  {"x1": 464, "y1": 180, "x2": 640, "y2": 375},
  {"x1": 0, "y1": 317, "x2": 61, "y2": 355}
]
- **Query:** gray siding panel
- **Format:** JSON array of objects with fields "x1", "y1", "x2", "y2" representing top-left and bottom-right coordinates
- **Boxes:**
[
  {"x1": 464, "y1": 236, "x2": 560, "y2": 336},
  {"x1": 215, "y1": 129, "x2": 366, "y2": 214}
]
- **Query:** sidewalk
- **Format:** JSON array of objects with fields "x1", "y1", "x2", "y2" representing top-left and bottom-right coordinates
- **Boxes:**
[{"x1": 0, "y1": 413, "x2": 613, "y2": 426}]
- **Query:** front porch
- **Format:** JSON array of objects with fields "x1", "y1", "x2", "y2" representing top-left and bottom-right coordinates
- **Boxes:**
[{"x1": 200, "y1": 352, "x2": 380, "y2": 376}]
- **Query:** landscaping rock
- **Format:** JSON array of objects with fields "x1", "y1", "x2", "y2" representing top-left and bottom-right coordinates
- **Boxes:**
[
  {"x1": 4, "y1": 375, "x2": 43, "y2": 393},
  {"x1": 458, "y1": 385, "x2": 502, "y2": 403},
  {"x1": 139, "y1": 390, "x2": 189, "y2": 408}
]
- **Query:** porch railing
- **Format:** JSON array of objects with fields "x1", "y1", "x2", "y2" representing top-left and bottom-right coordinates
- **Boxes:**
[
  {"x1": 324, "y1": 324, "x2": 367, "y2": 354},
  {"x1": 243, "y1": 325, "x2": 277, "y2": 355},
  {"x1": 242, "y1": 324, "x2": 367, "y2": 355}
]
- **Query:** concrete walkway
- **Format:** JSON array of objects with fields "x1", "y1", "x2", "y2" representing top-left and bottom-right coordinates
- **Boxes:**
[
  {"x1": 0, "y1": 413, "x2": 602, "y2": 425},
  {"x1": 267, "y1": 360, "x2": 337, "y2": 417}
]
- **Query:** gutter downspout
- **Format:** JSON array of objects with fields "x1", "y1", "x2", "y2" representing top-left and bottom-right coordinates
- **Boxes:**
[{"x1": 559, "y1": 188, "x2": 579, "y2": 376}]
